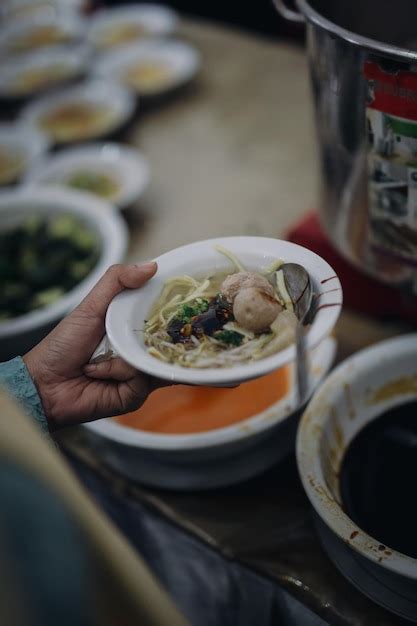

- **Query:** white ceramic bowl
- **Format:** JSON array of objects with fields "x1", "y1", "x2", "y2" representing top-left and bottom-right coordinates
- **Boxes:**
[
  {"x1": 0, "y1": 10, "x2": 85, "y2": 57},
  {"x1": 0, "y1": 123, "x2": 49, "y2": 186},
  {"x1": 106, "y1": 236, "x2": 342, "y2": 386},
  {"x1": 87, "y1": 4, "x2": 178, "y2": 50},
  {"x1": 297, "y1": 334, "x2": 417, "y2": 622},
  {"x1": 24, "y1": 142, "x2": 150, "y2": 210},
  {"x1": 94, "y1": 39, "x2": 200, "y2": 97},
  {"x1": 84, "y1": 335, "x2": 336, "y2": 489},
  {"x1": 0, "y1": 186, "x2": 128, "y2": 360},
  {"x1": 20, "y1": 78, "x2": 136, "y2": 146},
  {"x1": 0, "y1": 44, "x2": 89, "y2": 100}
]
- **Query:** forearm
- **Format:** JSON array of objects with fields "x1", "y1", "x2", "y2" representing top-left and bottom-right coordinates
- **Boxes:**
[{"x1": 0, "y1": 357, "x2": 49, "y2": 433}]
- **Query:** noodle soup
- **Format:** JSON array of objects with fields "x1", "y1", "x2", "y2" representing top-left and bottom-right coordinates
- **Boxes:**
[{"x1": 144, "y1": 246, "x2": 299, "y2": 369}]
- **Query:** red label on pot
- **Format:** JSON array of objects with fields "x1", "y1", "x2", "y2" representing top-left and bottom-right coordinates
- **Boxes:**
[{"x1": 364, "y1": 61, "x2": 417, "y2": 120}]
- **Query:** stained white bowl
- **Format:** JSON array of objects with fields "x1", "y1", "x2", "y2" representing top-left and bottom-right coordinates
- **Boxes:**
[
  {"x1": 93, "y1": 39, "x2": 200, "y2": 97},
  {"x1": 24, "y1": 142, "x2": 150, "y2": 210},
  {"x1": 87, "y1": 4, "x2": 178, "y2": 50},
  {"x1": 106, "y1": 236, "x2": 342, "y2": 386},
  {"x1": 0, "y1": 186, "x2": 128, "y2": 359},
  {"x1": 84, "y1": 335, "x2": 336, "y2": 489},
  {"x1": 297, "y1": 334, "x2": 417, "y2": 621},
  {"x1": 20, "y1": 78, "x2": 136, "y2": 146}
]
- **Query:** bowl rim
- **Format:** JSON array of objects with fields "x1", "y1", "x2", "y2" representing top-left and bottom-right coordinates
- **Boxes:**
[
  {"x1": 0, "y1": 185, "x2": 128, "y2": 336},
  {"x1": 87, "y1": 3, "x2": 178, "y2": 34},
  {"x1": 0, "y1": 121, "x2": 50, "y2": 161},
  {"x1": 85, "y1": 335, "x2": 337, "y2": 450},
  {"x1": 297, "y1": 334, "x2": 417, "y2": 579},
  {"x1": 23, "y1": 141, "x2": 150, "y2": 209},
  {"x1": 106, "y1": 236, "x2": 343, "y2": 386}
]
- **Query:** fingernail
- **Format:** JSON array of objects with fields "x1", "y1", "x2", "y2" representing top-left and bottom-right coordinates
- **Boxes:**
[
  {"x1": 84, "y1": 364, "x2": 97, "y2": 373},
  {"x1": 137, "y1": 261, "x2": 157, "y2": 270}
]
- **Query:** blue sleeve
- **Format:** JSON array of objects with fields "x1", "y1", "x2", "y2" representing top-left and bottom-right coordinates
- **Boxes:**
[{"x1": 0, "y1": 357, "x2": 49, "y2": 433}]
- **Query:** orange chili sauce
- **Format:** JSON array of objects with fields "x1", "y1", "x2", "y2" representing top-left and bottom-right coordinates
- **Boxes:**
[{"x1": 115, "y1": 365, "x2": 290, "y2": 434}]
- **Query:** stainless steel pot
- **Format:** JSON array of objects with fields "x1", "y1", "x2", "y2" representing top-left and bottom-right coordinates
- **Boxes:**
[{"x1": 274, "y1": 0, "x2": 417, "y2": 292}]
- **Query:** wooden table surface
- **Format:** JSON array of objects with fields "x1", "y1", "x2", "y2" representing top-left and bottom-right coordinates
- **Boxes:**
[{"x1": 60, "y1": 17, "x2": 411, "y2": 626}]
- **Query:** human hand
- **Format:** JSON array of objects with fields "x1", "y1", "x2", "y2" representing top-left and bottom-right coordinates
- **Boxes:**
[{"x1": 24, "y1": 262, "x2": 160, "y2": 430}]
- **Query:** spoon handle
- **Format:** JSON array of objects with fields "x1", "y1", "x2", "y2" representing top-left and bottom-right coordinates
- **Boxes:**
[
  {"x1": 89, "y1": 334, "x2": 118, "y2": 363},
  {"x1": 295, "y1": 322, "x2": 309, "y2": 405}
]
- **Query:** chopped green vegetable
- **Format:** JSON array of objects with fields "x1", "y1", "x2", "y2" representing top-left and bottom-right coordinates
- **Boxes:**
[
  {"x1": 67, "y1": 170, "x2": 119, "y2": 199},
  {"x1": 23, "y1": 215, "x2": 43, "y2": 235},
  {"x1": 176, "y1": 297, "x2": 209, "y2": 323},
  {"x1": 31, "y1": 287, "x2": 65, "y2": 309},
  {"x1": 214, "y1": 329, "x2": 245, "y2": 346},
  {"x1": 49, "y1": 214, "x2": 79, "y2": 238},
  {"x1": 0, "y1": 214, "x2": 100, "y2": 320}
]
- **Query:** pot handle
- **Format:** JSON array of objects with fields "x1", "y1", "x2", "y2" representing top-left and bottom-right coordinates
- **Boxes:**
[{"x1": 272, "y1": 0, "x2": 305, "y2": 22}]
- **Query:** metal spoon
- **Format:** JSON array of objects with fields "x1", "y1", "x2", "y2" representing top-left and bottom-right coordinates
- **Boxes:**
[{"x1": 281, "y1": 263, "x2": 313, "y2": 405}]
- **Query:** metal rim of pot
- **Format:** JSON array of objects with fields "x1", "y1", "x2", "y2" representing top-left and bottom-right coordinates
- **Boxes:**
[{"x1": 272, "y1": 0, "x2": 417, "y2": 62}]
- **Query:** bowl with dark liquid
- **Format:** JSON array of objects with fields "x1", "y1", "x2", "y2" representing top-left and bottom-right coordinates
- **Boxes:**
[{"x1": 297, "y1": 334, "x2": 417, "y2": 622}]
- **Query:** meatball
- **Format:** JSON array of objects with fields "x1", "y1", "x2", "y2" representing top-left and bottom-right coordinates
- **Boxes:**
[
  {"x1": 233, "y1": 287, "x2": 282, "y2": 333},
  {"x1": 221, "y1": 271, "x2": 274, "y2": 302}
]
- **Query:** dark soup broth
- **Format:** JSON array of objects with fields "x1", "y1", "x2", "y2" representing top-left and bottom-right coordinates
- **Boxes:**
[{"x1": 340, "y1": 400, "x2": 417, "y2": 559}]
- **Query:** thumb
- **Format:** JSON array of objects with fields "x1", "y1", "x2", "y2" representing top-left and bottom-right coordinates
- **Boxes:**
[{"x1": 76, "y1": 262, "x2": 157, "y2": 320}]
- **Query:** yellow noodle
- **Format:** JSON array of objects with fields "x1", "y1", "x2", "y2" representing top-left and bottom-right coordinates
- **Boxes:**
[
  {"x1": 144, "y1": 247, "x2": 295, "y2": 368},
  {"x1": 214, "y1": 245, "x2": 246, "y2": 272},
  {"x1": 263, "y1": 258, "x2": 284, "y2": 274}
]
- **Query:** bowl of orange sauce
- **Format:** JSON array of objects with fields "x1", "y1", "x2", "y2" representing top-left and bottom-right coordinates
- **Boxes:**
[
  {"x1": 84, "y1": 337, "x2": 336, "y2": 489},
  {"x1": 117, "y1": 365, "x2": 290, "y2": 435}
]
